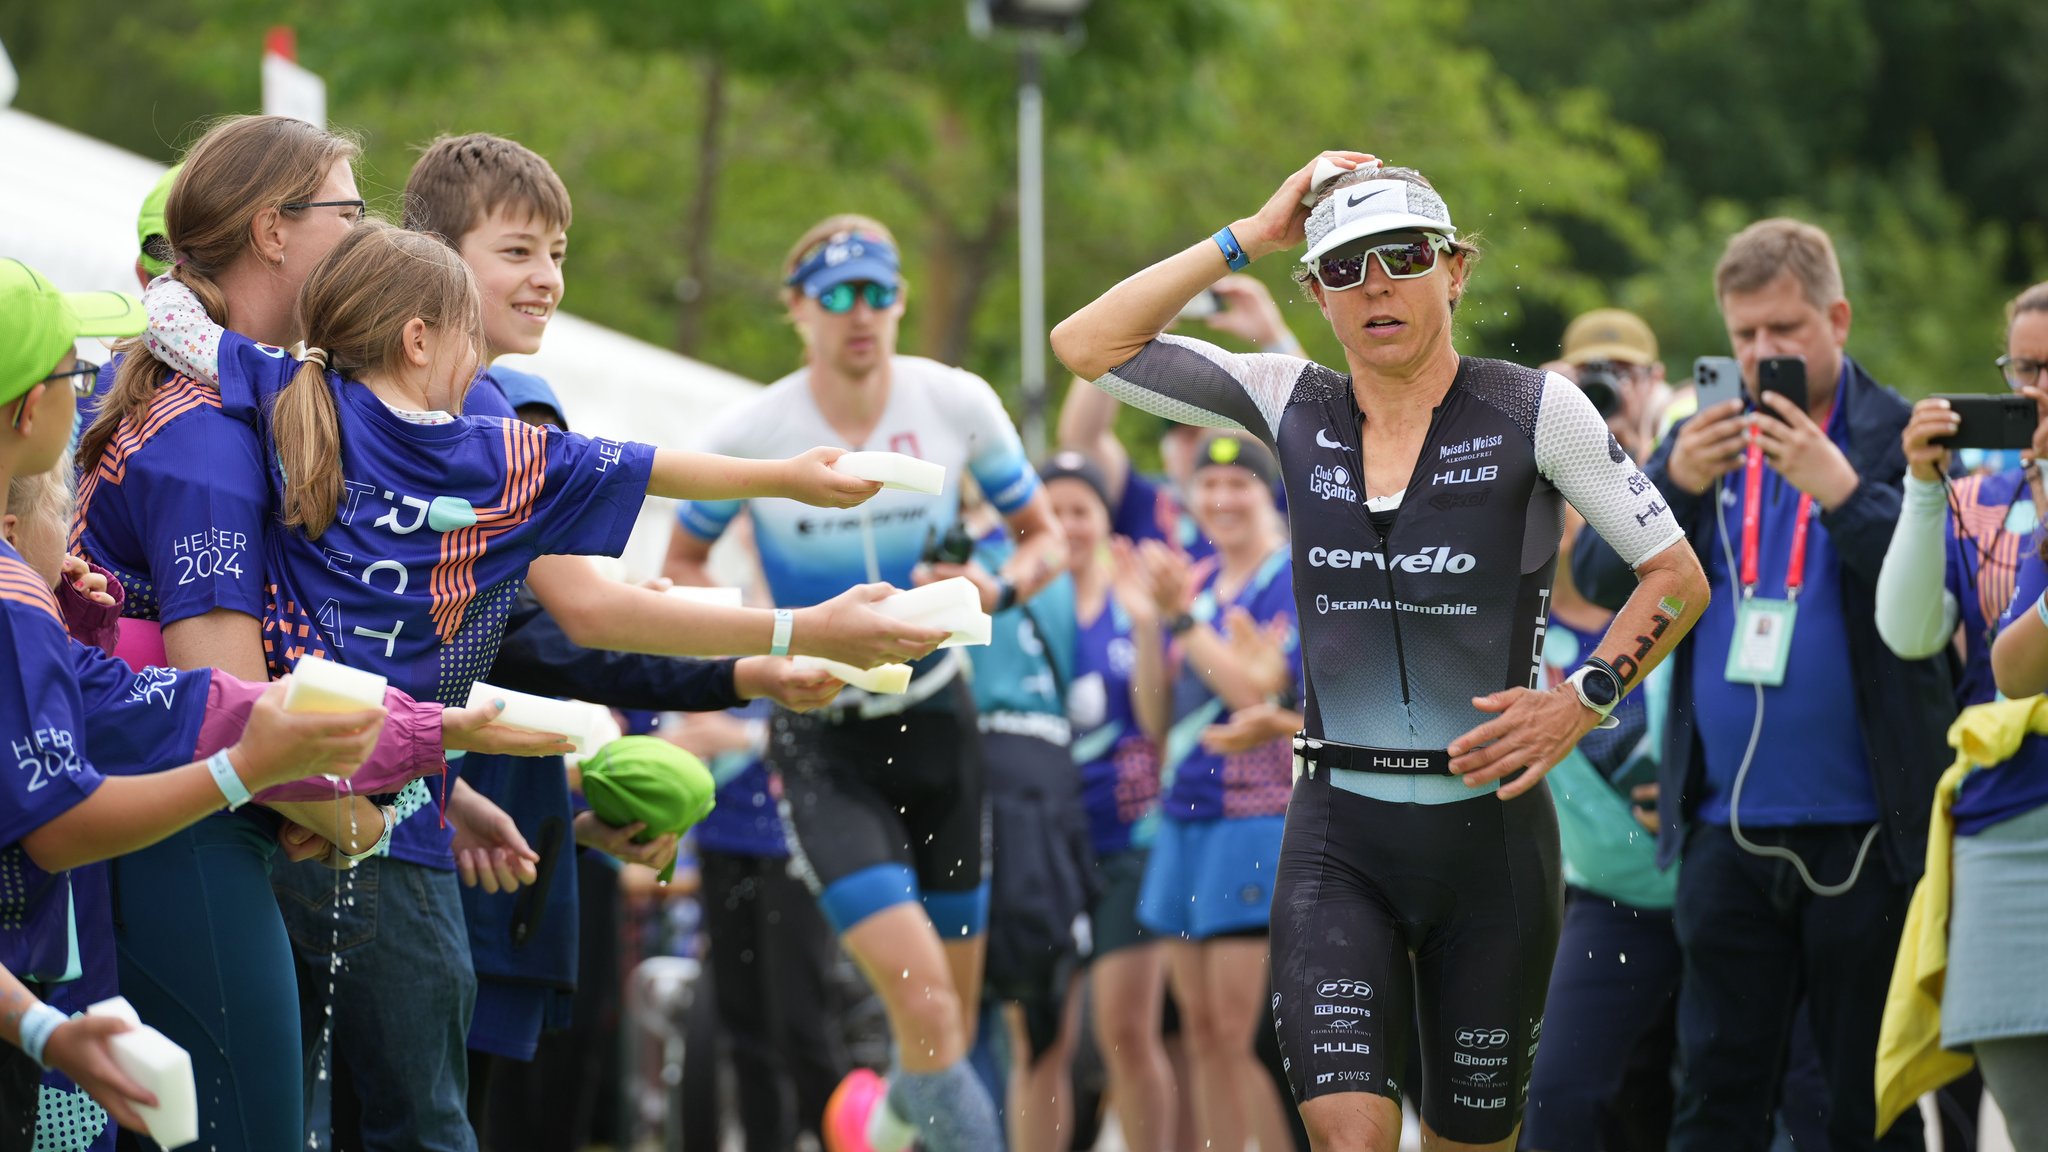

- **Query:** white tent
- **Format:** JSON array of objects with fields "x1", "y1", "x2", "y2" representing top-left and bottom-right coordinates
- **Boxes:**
[{"x1": 0, "y1": 106, "x2": 761, "y2": 579}]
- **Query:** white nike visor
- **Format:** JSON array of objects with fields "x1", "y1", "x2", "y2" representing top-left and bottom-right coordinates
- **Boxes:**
[{"x1": 1301, "y1": 178, "x2": 1458, "y2": 265}]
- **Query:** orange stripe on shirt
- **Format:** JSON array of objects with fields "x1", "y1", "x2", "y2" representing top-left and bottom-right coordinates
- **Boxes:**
[
  {"x1": 0, "y1": 558, "x2": 61, "y2": 620},
  {"x1": 426, "y1": 420, "x2": 551, "y2": 641},
  {"x1": 73, "y1": 379, "x2": 224, "y2": 558}
]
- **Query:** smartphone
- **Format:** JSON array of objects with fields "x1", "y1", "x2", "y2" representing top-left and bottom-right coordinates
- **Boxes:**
[
  {"x1": 1759, "y1": 356, "x2": 1807, "y2": 413},
  {"x1": 1693, "y1": 355, "x2": 1745, "y2": 412},
  {"x1": 1935, "y1": 394, "x2": 2037, "y2": 450},
  {"x1": 1176, "y1": 289, "x2": 1223, "y2": 322}
]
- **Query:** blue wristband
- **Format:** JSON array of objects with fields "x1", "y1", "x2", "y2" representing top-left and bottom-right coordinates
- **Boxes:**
[
  {"x1": 1212, "y1": 227, "x2": 1250, "y2": 271},
  {"x1": 19, "y1": 1002, "x2": 67, "y2": 1068},
  {"x1": 208, "y1": 748, "x2": 252, "y2": 810},
  {"x1": 770, "y1": 608, "x2": 795, "y2": 657}
]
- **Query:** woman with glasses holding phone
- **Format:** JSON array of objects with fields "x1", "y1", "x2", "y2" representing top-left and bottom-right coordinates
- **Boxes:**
[
  {"x1": 1051, "y1": 153, "x2": 1707, "y2": 1152},
  {"x1": 1881, "y1": 281, "x2": 2048, "y2": 1151},
  {"x1": 1881, "y1": 282, "x2": 2048, "y2": 709}
]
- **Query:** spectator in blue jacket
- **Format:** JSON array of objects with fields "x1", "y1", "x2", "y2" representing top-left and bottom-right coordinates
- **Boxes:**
[{"x1": 1572, "y1": 218, "x2": 1952, "y2": 1152}]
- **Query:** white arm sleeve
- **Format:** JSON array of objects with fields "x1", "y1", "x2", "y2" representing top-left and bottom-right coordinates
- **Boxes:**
[
  {"x1": 1534, "y1": 373, "x2": 1684, "y2": 568},
  {"x1": 140, "y1": 275, "x2": 225, "y2": 385},
  {"x1": 1091, "y1": 334, "x2": 1309, "y2": 443},
  {"x1": 1875, "y1": 474, "x2": 1961, "y2": 659}
]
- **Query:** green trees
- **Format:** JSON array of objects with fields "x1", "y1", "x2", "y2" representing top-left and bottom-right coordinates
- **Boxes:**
[{"x1": 5, "y1": 0, "x2": 2034, "y2": 405}]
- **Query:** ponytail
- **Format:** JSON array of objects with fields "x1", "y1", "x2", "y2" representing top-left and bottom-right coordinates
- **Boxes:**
[
  {"x1": 78, "y1": 265, "x2": 235, "y2": 474},
  {"x1": 272, "y1": 356, "x2": 345, "y2": 538},
  {"x1": 273, "y1": 221, "x2": 484, "y2": 540}
]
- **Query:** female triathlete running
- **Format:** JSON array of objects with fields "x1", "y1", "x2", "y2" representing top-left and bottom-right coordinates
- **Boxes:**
[{"x1": 1051, "y1": 152, "x2": 1708, "y2": 1151}]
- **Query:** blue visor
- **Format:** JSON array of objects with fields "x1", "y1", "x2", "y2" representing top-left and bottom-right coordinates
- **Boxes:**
[
  {"x1": 490, "y1": 365, "x2": 568, "y2": 428},
  {"x1": 789, "y1": 235, "x2": 901, "y2": 298}
]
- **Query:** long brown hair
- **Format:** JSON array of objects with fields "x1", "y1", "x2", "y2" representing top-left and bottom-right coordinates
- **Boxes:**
[
  {"x1": 78, "y1": 116, "x2": 359, "y2": 474},
  {"x1": 276, "y1": 220, "x2": 484, "y2": 538}
]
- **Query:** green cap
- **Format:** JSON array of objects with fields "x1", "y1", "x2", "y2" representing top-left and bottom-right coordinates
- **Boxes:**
[
  {"x1": 0, "y1": 259, "x2": 147, "y2": 407},
  {"x1": 578, "y1": 735, "x2": 716, "y2": 882},
  {"x1": 137, "y1": 164, "x2": 183, "y2": 278}
]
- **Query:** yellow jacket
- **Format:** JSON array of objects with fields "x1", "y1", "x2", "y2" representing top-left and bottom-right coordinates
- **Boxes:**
[{"x1": 1873, "y1": 695, "x2": 2048, "y2": 1134}]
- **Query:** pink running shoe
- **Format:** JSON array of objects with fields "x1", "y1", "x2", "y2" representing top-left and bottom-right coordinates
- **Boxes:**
[{"x1": 823, "y1": 1067, "x2": 887, "y2": 1152}]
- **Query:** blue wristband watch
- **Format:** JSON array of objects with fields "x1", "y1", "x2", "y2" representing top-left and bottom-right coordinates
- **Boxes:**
[{"x1": 1212, "y1": 227, "x2": 1250, "y2": 271}]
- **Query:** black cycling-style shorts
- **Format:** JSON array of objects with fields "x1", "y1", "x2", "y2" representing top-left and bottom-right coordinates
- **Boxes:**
[
  {"x1": 771, "y1": 683, "x2": 990, "y2": 939},
  {"x1": 1270, "y1": 765, "x2": 1561, "y2": 1145}
]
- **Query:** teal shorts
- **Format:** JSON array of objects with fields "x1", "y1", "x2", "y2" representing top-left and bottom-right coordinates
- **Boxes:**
[{"x1": 1136, "y1": 815, "x2": 1284, "y2": 940}]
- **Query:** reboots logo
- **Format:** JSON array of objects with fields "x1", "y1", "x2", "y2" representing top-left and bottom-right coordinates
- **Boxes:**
[{"x1": 1308, "y1": 545, "x2": 1477, "y2": 574}]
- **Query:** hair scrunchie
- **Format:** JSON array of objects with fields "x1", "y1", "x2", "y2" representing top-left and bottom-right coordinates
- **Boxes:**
[{"x1": 301, "y1": 346, "x2": 330, "y2": 369}]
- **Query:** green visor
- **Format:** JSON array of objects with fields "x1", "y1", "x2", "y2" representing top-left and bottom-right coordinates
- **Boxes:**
[{"x1": 0, "y1": 258, "x2": 145, "y2": 407}]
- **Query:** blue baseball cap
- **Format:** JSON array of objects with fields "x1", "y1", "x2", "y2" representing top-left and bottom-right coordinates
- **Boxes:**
[
  {"x1": 490, "y1": 365, "x2": 568, "y2": 428},
  {"x1": 786, "y1": 233, "x2": 901, "y2": 299}
]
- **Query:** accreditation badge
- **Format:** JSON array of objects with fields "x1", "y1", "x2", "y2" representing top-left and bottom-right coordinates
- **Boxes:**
[{"x1": 1725, "y1": 597, "x2": 1797, "y2": 686}]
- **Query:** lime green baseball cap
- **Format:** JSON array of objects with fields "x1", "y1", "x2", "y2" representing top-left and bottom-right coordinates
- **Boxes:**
[
  {"x1": 0, "y1": 258, "x2": 146, "y2": 407},
  {"x1": 578, "y1": 735, "x2": 716, "y2": 882},
  {"x1": 137, "y1": 164, "x2": 183, "y2": 278}
]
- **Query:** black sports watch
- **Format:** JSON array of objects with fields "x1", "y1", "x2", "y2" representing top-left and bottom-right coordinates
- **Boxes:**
[
  {"x1": 1564, "y1": 661, "x2": 1623, "y2": 730},
  {"x1": 1166, "y1": 612, "x2": 1197, "y2": 637}
]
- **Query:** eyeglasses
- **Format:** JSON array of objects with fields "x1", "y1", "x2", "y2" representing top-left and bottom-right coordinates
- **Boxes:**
[
  {"x1": 281, "y1": 199, "x2": 367, "y2": 224},
  {"x1": 9, "y1": 362, "x2": 98, "y2": 431},
  {"x1": 1997, "y1": 355, "x2": 2048, "y2": 390},
  {"x1": 817, "y1": 282, "x2": 899, "y2": 314},
  {"x1": 44, "y1": 361, "x2": 101, "y2": 399},
  {"x1": 1312, "y1": 233, "x2": 1453, "y2": 291}
]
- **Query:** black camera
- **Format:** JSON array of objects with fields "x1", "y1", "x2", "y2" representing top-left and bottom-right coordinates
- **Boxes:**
[
  {"x1": 920, "y1": 522, "x2": 976, "y2": 567},
  {"x1": 1576, "y1": 362, "x2": 1623, "y2": 418}
]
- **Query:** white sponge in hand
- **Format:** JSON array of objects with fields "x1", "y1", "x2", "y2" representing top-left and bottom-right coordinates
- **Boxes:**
[
  {"x1": 834, "y1": 451, "x2": 946, "y2": 495},
  {"x1": 872, "y1": 578, "x2": 992, "y2": 648},
  {"x1": 282, "y1": 655, "x2": 388, "y2": 714},
  {"x1": 464, "y1": 683, "x2": 597, "y2": 754},
  {"x1": 793, "y1": 656, "x2": 913, "y2": 695},
  {"x1": 86, "y1": 997, "x2": 197, "y2": 1148}
]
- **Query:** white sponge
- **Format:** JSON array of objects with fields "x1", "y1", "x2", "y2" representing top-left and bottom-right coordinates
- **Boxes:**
[
  {"x1": 464, "y1": 683, "x2": 597, "y2": 754},
  {"x1": 873, "y1": 578, "x2": 992, "y2": 648},
  {"x1": 834, "y1": 451, "x2": 946, "y2": 495},
  {"x1": 86, "y1": 997, "x2": 196, "y2": 1148},
  {"x1": 282, "y1": 655, "x2": 388, "y2": 714},
  {"x1": 793, "y1": 656, "x2": 913, "y2": 695}
]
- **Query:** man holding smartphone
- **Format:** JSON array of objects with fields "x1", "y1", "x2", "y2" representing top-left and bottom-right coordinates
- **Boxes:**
[{"x1": 1573, "y1": 218, "x2": 1951, "y2": 1152}]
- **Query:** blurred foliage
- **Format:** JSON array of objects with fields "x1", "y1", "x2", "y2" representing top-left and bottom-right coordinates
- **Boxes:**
[{"x1": 6, "y1": 0, "x2": 2044, "y2": 464}]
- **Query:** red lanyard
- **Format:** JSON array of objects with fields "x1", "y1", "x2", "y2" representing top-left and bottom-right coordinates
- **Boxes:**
[{"x1": 1738, "y1": 406, "x2": 1832, "y2": 598}]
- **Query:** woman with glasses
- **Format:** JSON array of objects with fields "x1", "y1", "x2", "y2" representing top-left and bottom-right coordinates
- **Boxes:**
[
  {"x1": 1051, "y1": 153, "x2": 1707, "y2": 1152},
  {"x1": 65, "y1": 115, "x2": 390, "y2": 1152},
  {"x1": 663, "y1": 215, "x2": 1065, "y2": 1152},
  {"x1": 1882, "y1": 282, "x2": 2048, "y2": 1150},
  {"x1": 1880, "y1": 281, "x2": 2048, "y2": 708}
]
